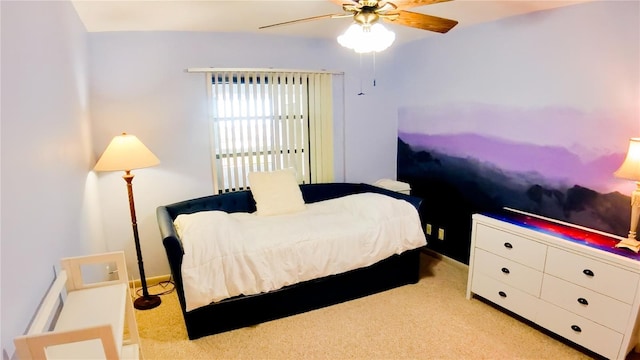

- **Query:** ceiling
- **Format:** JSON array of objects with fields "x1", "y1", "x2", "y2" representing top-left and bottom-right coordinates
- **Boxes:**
[{"x1": 71, "y1": 0, "x2": 593, "y2": 45}]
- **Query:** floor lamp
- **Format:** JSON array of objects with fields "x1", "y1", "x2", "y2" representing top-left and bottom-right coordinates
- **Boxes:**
[
  {"x1": 614, "y1": 137, "x2": 640, "y2": 253},
  {"x1": 94, "y1": 133, "x2": 162, "y2": 310}
]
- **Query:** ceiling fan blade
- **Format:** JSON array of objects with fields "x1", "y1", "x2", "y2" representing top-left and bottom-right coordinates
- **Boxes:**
[
  {"x1": 390, "y1": 0, "x2": 453, "y2": 10},
  {"x1": 384, "y1": 10, "x2": 458, "y2": 33},
  {"x1": 379, "y1": 12, "x2": 400, "y2": 21},
  {"x1": 343, "y1": 4, "x2": 360, "y2": 12},
  {"x1": 259, "y1": 13, "x2": 345, "y2": 30},
  {"x1": 376, "y1": 2, "x2": 398, "y2": 13}
]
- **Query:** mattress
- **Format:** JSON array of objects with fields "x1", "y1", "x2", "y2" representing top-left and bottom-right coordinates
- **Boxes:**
[{"x1": 174, "y1": 192, "x2": 427, "y2": 311}]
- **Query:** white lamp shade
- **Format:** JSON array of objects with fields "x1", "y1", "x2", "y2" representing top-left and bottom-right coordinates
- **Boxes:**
[
  {"x1": 337, "y1": 23, "x2": 395, "y2": 53},
  {"x1": 94, "y1": 133, "x2": 160, "y2": 172},
  {"x1": 615, "y1": 138, "x2": 640, "y2": 181}
]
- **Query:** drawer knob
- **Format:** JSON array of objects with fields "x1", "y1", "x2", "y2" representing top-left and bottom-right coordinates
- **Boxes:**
[
  {"x1": 498, "y1": 291, "x2": 507, "y2": 298},
  {"x1": 503, "y1": 242, "x2": 513, "y2": 249},
  {"x1": 582, "y1": 269, "x2": 595, "y2": 277},
  {"x1": 571, "y1": 325, "x2": 582, "y2": 333},
  {"x1": 577, "y1": 297, "x2": 589, "y2": 306},
  {"x1": 501, "y1": 267, "x2": 510, "y2": 274}
]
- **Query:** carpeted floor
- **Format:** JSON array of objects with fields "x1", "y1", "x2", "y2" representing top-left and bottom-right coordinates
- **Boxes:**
[{"x1": 134, "y1": 252, "x2": 636, "y2": 359}]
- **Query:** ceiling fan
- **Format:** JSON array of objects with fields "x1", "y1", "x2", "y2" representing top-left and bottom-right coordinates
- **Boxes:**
[{"x1": 259, "y1": 0, "x2": 459, "y2": 34}]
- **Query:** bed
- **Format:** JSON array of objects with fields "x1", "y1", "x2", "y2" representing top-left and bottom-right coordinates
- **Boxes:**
[{"x1": 157, "y1": 180, "x2": 426, "y2": 340}]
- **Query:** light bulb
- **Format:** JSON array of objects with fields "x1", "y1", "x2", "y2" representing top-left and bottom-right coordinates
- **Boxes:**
[{"x1": 337, "y1": 23, "x2": 395, "y2": 53}]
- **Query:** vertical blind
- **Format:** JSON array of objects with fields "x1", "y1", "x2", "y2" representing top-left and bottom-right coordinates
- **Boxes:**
[{"x1": 204, "y1": 70, "x2": 334, "y2": 193}]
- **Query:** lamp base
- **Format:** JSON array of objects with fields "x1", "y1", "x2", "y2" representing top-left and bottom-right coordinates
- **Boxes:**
[
  {"x1": 134, "y1": 294, "x2": 162, "y2": 310},
  {"x1": 615, "y1": 237, "x2": 640, "y2": 253}
]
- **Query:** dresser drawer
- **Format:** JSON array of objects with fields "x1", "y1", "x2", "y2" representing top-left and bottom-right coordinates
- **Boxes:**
[
  {"x1": 471, "y1": 272, "x2": 539, "y2": 320},
  {"x1": 475, "y1": 224, "x2": 546, "y2": 270},
  {"x1": 537, "y1": 300, "x2": 623, "y2": 359},
  {"x1": 541, "y1": 274, "x2": 631, "y2": 333},
  {"x1": 545, "y1": 247, "x2": 639, "y2": 304},
  {"x1": 474, "y1": 249, "x2": 543, "y2": 296}
]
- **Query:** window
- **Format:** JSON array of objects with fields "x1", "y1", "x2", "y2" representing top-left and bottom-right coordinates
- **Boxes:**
[{"x1": 205, "y1": 70, "x2": 335, "y2": 193}]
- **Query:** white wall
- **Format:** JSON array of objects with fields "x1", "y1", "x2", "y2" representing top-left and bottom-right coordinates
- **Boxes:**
[
  {"x1": 88, "y1": 31, "x2": 400, "y2": 279},
  {"x1": 392, "y1": 1, "x2": 639, "y2": 135},
  {"x1": 342, "y1": 53, "x2": 401, "y2": 183},
  {"x1": 0, "y1": 1, "x2": 106, "y2": 358}
]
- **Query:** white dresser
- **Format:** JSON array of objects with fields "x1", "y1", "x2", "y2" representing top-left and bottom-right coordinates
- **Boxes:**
[{"x1": 466, "y1": 211, "x2": 640, "y2": 359}]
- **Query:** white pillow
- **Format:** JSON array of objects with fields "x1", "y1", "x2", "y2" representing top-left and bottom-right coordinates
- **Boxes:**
[{"x1": 248, "y1": 168, "x2": 306, "y2": 216}]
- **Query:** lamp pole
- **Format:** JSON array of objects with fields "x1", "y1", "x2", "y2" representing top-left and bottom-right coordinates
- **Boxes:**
[
  {"x1": 616, "y1": 181, "x2": 640, "y2": 252},
  {"x1": 123, "y1": 170, "x2": 161, "y2": 309}
]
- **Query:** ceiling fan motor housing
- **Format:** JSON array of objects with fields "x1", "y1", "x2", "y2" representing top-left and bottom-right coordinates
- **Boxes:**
[{"x1": 354, "y1": 8, "x2": 380, "y2": 26}]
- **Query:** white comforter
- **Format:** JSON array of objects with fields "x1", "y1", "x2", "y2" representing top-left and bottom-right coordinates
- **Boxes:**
[{"x1": 175, "y1": 192, "x2": 427, "y2": 312}]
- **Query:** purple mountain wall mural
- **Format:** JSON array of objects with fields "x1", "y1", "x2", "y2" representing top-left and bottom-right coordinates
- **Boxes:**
[
  {"x1": 399, "y1": 132, "x2": 625, "y2": 193},
  {"x1": 396, "y1": 106, "x2": 635, "y2": 264},
  {"x1": 393, "y1": 1, "x2": 638, "y2": 265}
]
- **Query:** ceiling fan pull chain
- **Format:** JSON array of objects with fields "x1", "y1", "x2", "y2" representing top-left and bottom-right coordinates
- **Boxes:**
[
  {"x1": 373, "y1": 52, "x2": 377, "y2": 87},
  {"x1": 358, "y1": 52, "x2": 365, "y2": 96}
]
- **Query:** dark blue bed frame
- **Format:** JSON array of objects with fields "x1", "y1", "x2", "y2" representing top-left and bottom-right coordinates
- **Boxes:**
[{"x1": 156, "y1": 183, "x2": 425, "y2": 339}]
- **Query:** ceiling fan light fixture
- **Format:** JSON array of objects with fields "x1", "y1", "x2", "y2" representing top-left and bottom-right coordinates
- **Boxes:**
[{"x1": 337, "y1": 23, "x2": 395, "y2": 54}]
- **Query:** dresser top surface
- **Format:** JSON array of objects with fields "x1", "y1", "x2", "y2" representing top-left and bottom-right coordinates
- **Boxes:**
[{"x1": 480, "y1": 210, "x2": 640, "y2": 262}]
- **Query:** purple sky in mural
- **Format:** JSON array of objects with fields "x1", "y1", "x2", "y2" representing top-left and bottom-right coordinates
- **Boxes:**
[
  {"x1": 400, "y1": 131, "x2": 624, "y2": 193},
  {"x1": 398, "y1": 103, "x2": 636, "y2": 194}
]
